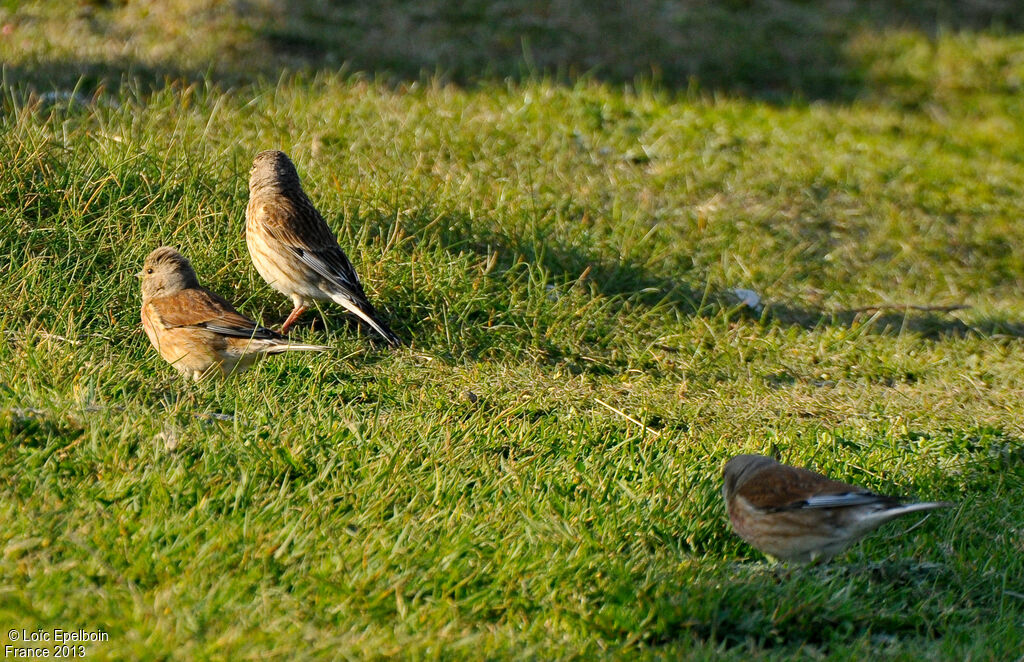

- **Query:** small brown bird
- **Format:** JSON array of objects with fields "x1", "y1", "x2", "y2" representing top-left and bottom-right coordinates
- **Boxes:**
[
  {"x1": 722, "y1": 454, "x2": 952, "y2": 563},
  {"x1": 139, "y1": 246, "x2": 327, "y2": 380},
  {"x1": 245, "y1": 150, "x2": 400, "y2": 345}
]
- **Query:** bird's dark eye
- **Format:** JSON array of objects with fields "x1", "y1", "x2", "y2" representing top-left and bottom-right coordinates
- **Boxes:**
[{"x1": 146, "y1": 268, "x2": 154, "y2": 274}]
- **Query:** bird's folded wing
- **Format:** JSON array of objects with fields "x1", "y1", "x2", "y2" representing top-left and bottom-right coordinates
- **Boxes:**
[
  {"x1": 739, "y1": 464, "x2": 869, "y2": 511},
  {"x1": 263, "y1": 223, "x2": 370, "y2": 302},
  {"x1": 149, "y1": 289, "x2": 282, "y2": 340}
]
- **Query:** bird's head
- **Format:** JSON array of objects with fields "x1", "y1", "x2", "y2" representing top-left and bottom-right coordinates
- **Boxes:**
[
  {"x1": 138, "y1": 246, "x2": 200, "y2": 299},
  {"x1": 249, "y1": 149, "x2": 301, "y2": 193},
  {"x1": 722, "y1": 454, "x2": 777, "y2": 502}
]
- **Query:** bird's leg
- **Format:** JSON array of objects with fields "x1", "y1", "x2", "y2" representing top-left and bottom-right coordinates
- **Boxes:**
[{"x1": 280, "y1": 305, "x2": 309, "y2": 334}]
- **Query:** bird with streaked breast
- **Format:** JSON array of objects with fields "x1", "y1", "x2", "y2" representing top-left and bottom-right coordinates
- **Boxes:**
[{"x1": 245, "y1": 150, "x2": 401, "y2": 345}]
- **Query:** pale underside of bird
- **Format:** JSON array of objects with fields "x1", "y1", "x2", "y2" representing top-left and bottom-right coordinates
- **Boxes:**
[
  {"x1": 722, "y1": 454, "x2": 952, "y2": 563},
  {"x1": 245, "y1": 149, "x2": 401, "y2": 345},
  {"x1": 140, "y1": 246, "x2": 327, "y2": 380}
]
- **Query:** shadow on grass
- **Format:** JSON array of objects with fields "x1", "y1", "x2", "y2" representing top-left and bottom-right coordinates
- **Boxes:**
[
  {"x1": 765, "y1": 303, "x2": 1024, "y2": 339},
  {"x1": 3, "y1": 1, "x2": 1023, "y2": 101},
  {"x1": 581, "y1": 560, "x2": 962, "y2": 651},
  {"x1": 338, "y1": 205, "x2": 705, "y2": 362},
  {"x1": 698, "y1": 562, "x2": 952, "y2": 648},
  {"x1": 336, "y1": 205, "x2": 1024, "y2": 363},
  {"x1": 387, "y1": 206, "x2": 704, "y2": 307}
]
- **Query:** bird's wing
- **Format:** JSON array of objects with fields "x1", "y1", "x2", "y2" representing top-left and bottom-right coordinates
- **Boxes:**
[
  {"x1": 148, "y1": 289, "x2": 282, "y2": 341},
  {"x1": 800, "y1": 493, "x2": 893, "y2": 509},
  {"x1": 288, "y1": 238, "x2": 368, "y2": 302},
  {"x1": 254, "y1": 195, "x2": 370, "y2": 302},
  {"x1": 737, "y1": 464, "x2": 884, "y2": 511}
]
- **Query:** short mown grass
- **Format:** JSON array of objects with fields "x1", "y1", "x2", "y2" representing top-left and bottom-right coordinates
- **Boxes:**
[{"x1": 1, "y1": 2, "x2": 1024, "y2": 659}]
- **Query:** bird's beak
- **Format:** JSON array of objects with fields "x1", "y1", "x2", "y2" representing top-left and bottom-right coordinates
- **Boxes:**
[{"x1": 135, "y1": 271, "x2": 145, "y2": 279}]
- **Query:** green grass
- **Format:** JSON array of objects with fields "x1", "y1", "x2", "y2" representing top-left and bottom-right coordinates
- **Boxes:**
[{"x1": 1, "y1": 2, "x2": 1024, "y2": 659}]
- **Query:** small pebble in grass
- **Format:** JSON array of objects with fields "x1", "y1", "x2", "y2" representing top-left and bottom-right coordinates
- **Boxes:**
[
  {"x1": 460, "y1": 390, "x2": 479, "y2": 404},
  {"x1": 729, "y1": 288, "x2": 764, "y2": 314},
  {"x1": 155, "y1": 425, "x2": 180, "y2": 452},
  {"x1": 723, "y1": 454, "x2": 953, "y2": 564}
]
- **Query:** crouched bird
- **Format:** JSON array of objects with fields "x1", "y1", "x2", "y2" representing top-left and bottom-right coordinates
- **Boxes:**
[
  {"x1": 139, "y1": 246, "x2": 327, "y2": 380},
  {"x1": 245, "y1": 149, "x2": 400, "y2": 345},
  {"x1": 722, "y1": 454, "x2": 952, "y2": 563}
]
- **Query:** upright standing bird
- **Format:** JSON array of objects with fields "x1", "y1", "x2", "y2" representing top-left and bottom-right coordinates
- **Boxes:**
[
  {"x1": 245, "y1": 150, "x2": 400, "y2": 345},
  {"x1": 722, "y1": 454, "x2": 952, "y2": 563},
  {"x1": 139, "y1": 246, "x2": 327, "y2": 380}
]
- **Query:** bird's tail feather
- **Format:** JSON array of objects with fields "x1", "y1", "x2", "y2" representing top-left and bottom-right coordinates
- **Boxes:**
[
  {"x1": 330, "y1": 294, "x2": 401, "y2": 346},
  {"x1": 261, "y1": 340, "x2": 330, "y2": 354},
  {"x1": 861, "y1": 501, "x2": 953, "y2": 532}
]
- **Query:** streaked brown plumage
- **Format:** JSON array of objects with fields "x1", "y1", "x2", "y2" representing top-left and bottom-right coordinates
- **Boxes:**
[
  {"x1": 139, "y1": 246, "x2": 327, "y2": 380},
  {"x1": 722, "y1": 454, "x2": 952, "y2": 563},
  {"x1": 245, "y1": 150, "x2": 400, "y2": 345}
]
